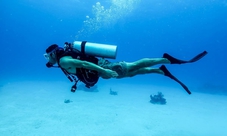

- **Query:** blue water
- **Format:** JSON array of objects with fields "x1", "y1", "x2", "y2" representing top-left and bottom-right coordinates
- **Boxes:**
[
  {"x1": 0, "y1": 1, "x2": 227, "y2": 134},
  {"x1": 2, "y1": 0, "x2": 226, "y2": 94}
]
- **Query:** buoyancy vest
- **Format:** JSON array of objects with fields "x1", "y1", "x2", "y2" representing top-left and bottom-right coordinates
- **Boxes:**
[{"x1": 55, "y1": 45, "x2": 99, "y2": 89}]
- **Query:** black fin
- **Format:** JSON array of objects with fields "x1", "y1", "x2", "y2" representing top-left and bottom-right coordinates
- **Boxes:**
[
  {"x1": 189, "y1": 51, "x2": 208, "y2": 62},
  {"x1": 163, "y1": 51, "x2": 208, "y2": 64},
  {"x1": 159, "y1": 65, "x2": 191, "y2": 94}
]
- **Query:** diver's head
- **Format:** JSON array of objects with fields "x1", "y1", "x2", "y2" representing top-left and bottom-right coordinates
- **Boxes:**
[{"x1": 44, "y1": 44, "x2": 59, "y2": 67}]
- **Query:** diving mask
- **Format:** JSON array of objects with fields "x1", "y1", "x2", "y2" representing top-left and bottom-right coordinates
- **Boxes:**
[{"x1": 43, "y1": 53, "x2": 50, "y2": 61}]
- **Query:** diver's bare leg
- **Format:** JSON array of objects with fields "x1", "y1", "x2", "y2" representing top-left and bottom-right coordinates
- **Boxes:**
[
  {"x1": 126, "y1": 67, "x2": 164, "y2": 77},
  {"x1": 126, "y1": 58, "x2": 170, "y2": 72}
]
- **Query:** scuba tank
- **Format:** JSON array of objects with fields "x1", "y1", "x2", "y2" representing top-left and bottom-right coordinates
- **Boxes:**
[{"x1": 72, "y1": 41, "x2": 117, "y2": 59}]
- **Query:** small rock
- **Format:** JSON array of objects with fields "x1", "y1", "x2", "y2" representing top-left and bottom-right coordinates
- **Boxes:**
[
  {"x1": 110, "y1": 88, "x2": 118, "y2": 95},
  {"x1": 64, "y1": 99, "x2": 73, "y2": 103}
]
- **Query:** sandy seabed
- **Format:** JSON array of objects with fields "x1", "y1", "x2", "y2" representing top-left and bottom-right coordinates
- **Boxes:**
[{"x1": 0, "y1": 80, "x2": 226, "y2": 136}]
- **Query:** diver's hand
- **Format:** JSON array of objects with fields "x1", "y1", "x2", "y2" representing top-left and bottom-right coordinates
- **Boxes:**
[{"x1": 103, "y1": 69, "x2": 118, "y2": 78}]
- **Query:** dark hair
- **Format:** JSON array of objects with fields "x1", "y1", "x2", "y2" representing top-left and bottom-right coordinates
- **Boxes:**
[{"x1": 46, "y1": 44, "x2": 58, "y2": 53}]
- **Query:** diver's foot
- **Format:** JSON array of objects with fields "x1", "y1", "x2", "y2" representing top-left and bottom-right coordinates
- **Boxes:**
[
  {"x1": 159, "y1": 65, "x2": 173, "y2": 78},
  {"x1": 163, "y1": 53, "x2": 185, "y2": 64}
]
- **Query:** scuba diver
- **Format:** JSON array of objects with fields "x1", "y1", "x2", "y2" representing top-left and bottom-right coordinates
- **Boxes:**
[{"x1": 44, "y1": 41, "x2": 208, "y2": 94}]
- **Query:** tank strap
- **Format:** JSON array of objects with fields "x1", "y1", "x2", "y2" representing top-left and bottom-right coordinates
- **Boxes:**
[{"x1": 81, "y1": 41, "x2": 87, "y2": 54}]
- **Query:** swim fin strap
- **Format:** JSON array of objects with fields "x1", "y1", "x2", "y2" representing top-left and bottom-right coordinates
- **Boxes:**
[
  {"x1": 163, "y1": 51, "x2": 208, "y2": 64},
  {"x1": 159, "y1": 65, "x2": 191, "y2": 94}
]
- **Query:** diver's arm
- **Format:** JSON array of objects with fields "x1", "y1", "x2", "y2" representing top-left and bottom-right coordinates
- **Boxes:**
[{"x1": 60, "y1": 56, "x2": 118, "y2": 78}]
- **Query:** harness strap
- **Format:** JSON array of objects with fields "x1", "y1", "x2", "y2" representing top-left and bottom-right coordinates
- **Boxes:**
[
  {"x1": 81, "y1": 41, "x2": 87, "y2": 54},
  {"x1": 61, "y1": 68, "x2": 74, "y2": 82},
  {"x1": 61, "y1": 68, "x2": 80, "y2": 92}
]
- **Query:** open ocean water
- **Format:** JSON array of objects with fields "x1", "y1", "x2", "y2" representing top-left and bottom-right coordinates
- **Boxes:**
[{"x1": 0, "y1": 0, "x2": 227, "y2": 136}]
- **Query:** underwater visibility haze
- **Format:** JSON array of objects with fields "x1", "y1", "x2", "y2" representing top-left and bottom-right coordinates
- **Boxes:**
[
  {"x1": 0, "y1": 0, "x2": 227, "y2": 135},
  {"x1": 1, "y1": 0, "x2": 226, "y2": 90}
]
